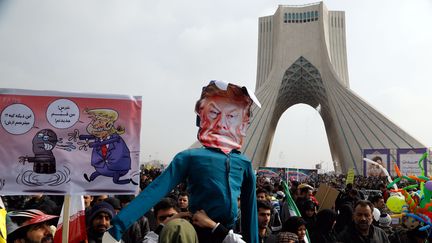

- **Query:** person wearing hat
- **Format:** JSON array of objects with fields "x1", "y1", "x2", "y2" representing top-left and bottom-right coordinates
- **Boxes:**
[
  {"x1": 105, "y1": 81, "x2": 260, "y2": 243},
  {"x1": 295, "y1": 184, "x2": 314, "y2": 213},
  {"x1": 159, "y1": 218, "x2": 198, "y2": 243},
  {"x1": 278, "y1": 232, "x2": 298, "y2": 243},
  {"x1": 86, "y1": 201, "x2": 115, "y2": 243},
  {"x1": 378, "y1": 213, "x2": 393, "y2": 236},
  {"x1": 103, "y1": 197, "x2": 121, "y2": 214},
  {"x1": 7, "y1": 209, "x2": 58, "y2": 243}
]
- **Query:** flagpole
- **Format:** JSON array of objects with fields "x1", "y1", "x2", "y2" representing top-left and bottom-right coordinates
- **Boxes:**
[
  {"x1": 62, "y1": 195, "x2": 71, "y2": 243},
  {"x1": 282, "y1": 181, "x2": 310, "y2": 243}
]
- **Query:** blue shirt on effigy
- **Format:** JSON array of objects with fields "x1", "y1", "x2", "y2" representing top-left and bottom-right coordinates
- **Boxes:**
[{"x1": 109, "y1": 147, "x2": 259, "y2": 243}]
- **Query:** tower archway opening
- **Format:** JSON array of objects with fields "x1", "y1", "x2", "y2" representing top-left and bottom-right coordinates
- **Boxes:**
[{"x1": 267, "y1": 103, "x2": 334, "y2": 172}]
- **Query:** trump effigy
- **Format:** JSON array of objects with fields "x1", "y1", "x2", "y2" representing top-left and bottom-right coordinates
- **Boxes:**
[{"x1": 103, "y1": 80, "x2": 261, "y2": 243}]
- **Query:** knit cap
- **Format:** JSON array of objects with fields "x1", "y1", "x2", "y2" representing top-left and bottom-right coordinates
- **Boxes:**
[
  {"x1": 379, "y1": 213, "x2": 392, "y2": 227},
  {"x1": 87, "y1": 201, "x2": 115, "y2": 223},
  {"x1": 278, "y1": 232, "x2": 298, "y2": 243}
]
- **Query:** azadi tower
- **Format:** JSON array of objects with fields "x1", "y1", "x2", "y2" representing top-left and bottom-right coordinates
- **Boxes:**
[{"x1": 242, "y1": 2, "x2": 424, "y2": 174}]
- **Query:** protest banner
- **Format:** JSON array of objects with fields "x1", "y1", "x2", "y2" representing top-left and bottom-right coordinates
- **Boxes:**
[
  {"x1": 363, "y1": 149, "x2": 390, "y2": 177},
  {"x1": 346, "y1": 168, "x2": 354, "y2": 185},
  {"x1": 0, "y1": 89, "x2": 141, "y2": 195},
  {"x1": 397, "y1": 148, "x2": 428, "y2": 176},
  {"x1": 257, "y1": 167, "x2": 287, "y2": 182},
  {"x1": 287, "y1": 168, "x2": 317, "y2": 182}
]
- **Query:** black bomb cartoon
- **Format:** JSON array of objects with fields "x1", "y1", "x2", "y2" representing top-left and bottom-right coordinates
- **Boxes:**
[{"x1": 19, "y1": 129, "x2": 58, "y2": 174}]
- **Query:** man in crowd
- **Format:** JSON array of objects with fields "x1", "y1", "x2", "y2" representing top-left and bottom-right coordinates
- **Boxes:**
[
  {"x1": 256, "y1": 188, "x2": 282, "y2": 232},
  {"x1": 370, "y1": 194, "x2": 388, "y2": 214},
  {"x1": 104, "y1": 197, "x2": 122, "y2": 214},
  {"x1": 378, "y1": 183, "x2": 390, "y2": 202},
  {"x1": 143, "y1": 197, "x2": 247, "y2": 243},
  {"x1": 177, "y1": 192, "x2": 189, "y2": 212},
  {"x1": 84, "y1": 195, "x2": 94, "y2": 209},
  {"x1": 23, "y1": 194, "x2": 59, "y2": 215},
  {"x1": 93, "y1": 195, "x2": 108, "y2": 205},
  {"x1": 86, "y1": 201, "x2": 115, "y2": 243},
  {"x1": 337, "y1": 200, "x2": 389, "y2": 242},
  {"x1": 143, "y1": 197, "x2": 187, "y2": 243},
  {"x1": 257, "y1": 188, "x2": 269, "y2": 201},
  {"x1": 7, "y1": 209, "x2": 58, "y2": 243},
  {"x1": 336, "y1": 185, "x2": 361, "y2": 211},
  {"x1": 295, "y1": 184, "x2": 314, "y2": 211},
  {"x1": 257, "y1": 200, "x2": 277, "y2": 243},
  {"x1": 114, "y1": 195, "x2": 150, "y2": 243}
]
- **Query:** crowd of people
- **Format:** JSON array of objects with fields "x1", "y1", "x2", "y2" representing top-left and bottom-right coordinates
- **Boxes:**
[{"x1": 2, "y1": 166, "x2": 432, "y2": 243}]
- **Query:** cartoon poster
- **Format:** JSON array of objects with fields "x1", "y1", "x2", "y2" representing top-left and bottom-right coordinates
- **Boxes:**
[
  {"x1": 397, "y1": 148, "x2": 427, "y2": 176},
  {"x1": 0, "y1": 89, "x2": 141, "y2": 195},
  {"x1": 363, "y1": 149, "x2": 390, "y2": 177}
]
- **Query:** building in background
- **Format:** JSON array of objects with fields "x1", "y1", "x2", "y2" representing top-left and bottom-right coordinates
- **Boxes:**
[{"x1": 242, "y1": 2, "x2": 424, "y2": 174}]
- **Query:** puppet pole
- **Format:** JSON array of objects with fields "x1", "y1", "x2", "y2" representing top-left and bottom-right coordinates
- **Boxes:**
[{"x1": 61, "y1": 195, "x2": 71, "y2": 243}]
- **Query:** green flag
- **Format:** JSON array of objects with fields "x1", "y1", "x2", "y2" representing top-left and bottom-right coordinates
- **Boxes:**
[{"x1": 282, "y1": 181, "x2": 310, "y2": 243}]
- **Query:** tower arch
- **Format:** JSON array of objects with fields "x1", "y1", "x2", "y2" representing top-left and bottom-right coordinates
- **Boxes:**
[{"x1": 242, "y1": 3, "x2": 425, "y2": 174}]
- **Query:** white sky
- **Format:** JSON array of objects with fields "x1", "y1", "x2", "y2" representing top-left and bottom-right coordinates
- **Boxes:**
[{"x1": 1, "y1": 0, "x2": 431, "y2": 170}]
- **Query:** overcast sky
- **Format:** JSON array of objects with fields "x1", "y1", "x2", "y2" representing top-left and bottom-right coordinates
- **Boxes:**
[{"x1": 1, "y1": 0, "x2": 431, "y2": 170}]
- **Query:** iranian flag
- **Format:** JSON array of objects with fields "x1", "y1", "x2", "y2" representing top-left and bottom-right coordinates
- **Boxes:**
[{"x1": 54, "y1": 195, "x2": 87, "y2": 243}]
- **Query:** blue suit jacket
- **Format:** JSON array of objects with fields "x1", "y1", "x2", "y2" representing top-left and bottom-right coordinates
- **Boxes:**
[{"x1": 80, "y1": 134, "x2": 131, "y2": 171}]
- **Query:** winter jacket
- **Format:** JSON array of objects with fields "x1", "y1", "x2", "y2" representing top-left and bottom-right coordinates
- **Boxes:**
[{"x1": 337, "y1": 223, "x2": 390, "y2": 243}]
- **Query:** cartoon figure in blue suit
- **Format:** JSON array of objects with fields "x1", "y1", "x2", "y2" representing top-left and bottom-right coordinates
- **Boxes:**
[{"x1": 79, "y1": 108, "x2": 137, "y2": 185}]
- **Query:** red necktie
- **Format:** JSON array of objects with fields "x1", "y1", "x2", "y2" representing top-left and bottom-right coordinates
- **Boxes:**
[{"x1": 101, "y1": 144, "x2": 107, "y2": 158}]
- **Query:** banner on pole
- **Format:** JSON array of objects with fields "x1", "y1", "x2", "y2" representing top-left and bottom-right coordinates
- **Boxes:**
[
  {"x1": 256, "y1": 167, "x2": 287, "y2": 183},
  {"x1": 397, "y1": 148, "x2": 428, "y2": 176},
  {"x1": 256, "y1": 167, "x2": 318, "y2": 184},
  {"x1": 363, "y1": 149, "x2": 390, "y2": 177},
  {"x1": 287, "y1": 168, "x2": 317, "y2": 182},
  {"x1": 0, "y1": 89, "x2": 142, "y2": 195},
  {"x1": 346, "y1": 168, "x2": 355, "y2": 185}
]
